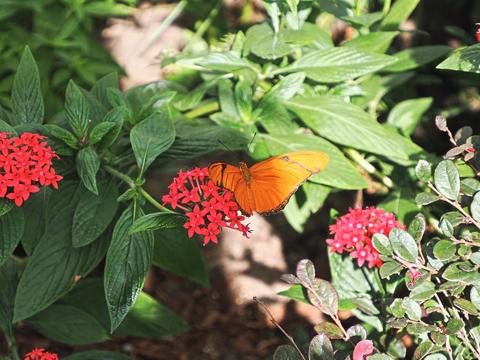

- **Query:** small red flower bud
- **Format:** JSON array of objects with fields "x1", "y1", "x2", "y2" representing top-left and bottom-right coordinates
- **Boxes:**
[{"x1": 466, "y1": 147, "x2": 476, "y2": 153}]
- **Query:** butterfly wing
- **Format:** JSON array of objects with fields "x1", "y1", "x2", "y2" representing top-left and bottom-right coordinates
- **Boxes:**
[
  {"x1": 208, "y1": 163, "x2": 243, "y2": 191},
  {"x1": 247, "y1": 151, "x2": 329, "y2": 214}
]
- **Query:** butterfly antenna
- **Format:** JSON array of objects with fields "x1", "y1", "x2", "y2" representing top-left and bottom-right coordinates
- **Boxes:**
[
  {"x1": 247, "y1": 132, "x2": 257, "y2": 152},
  {"x1": 217, "y1": 139, "x2": 236, "y2": 154}
]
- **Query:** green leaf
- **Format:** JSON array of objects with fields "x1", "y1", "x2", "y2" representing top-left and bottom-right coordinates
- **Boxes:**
[
  {"x1": 415, "y1": 192, "x2": 439, "y2": 206},
  {"x1": 343, "y1": 32, "x2": 398, "y2": 54},
  {"x1": 408, "y1": 213, "x2": 426, "y2": 242},
  {"x1": 11, "y1": 47, "x2": 44, "y2": 124},
  {"x1": 402, "y1": 298, "x2": 422, "y2": 321},
  {"x1": 314, "y1": 322, "x2": 344, "y2": 340},
  {"x1": 296, "y1": 259, "x2": 315, "y2": 286},
  {"x1": 434, "y1": 160, "x2": 460, "y2": 200},
  {"x1": 27, "y1": 304, "x2": 110, "y2": 345},
  {"x1": 91, "y1": 72, "x2": 119, "y2": 108},
  {"x1": 442, "y1": 262, "x2": 480, "y2": 284},
  {"x1": 72, "y1": 182, "x2": 119, "y2": 247},
  {"x1": 64, "y1": 351, "x2": 133, "y2": 360},
  {"x1": 20, "y1": 191, "x2": 46, "y2": 255},
  {"x1": 415, "y1": 160, "x2": 432, "y2": 181},
  {"x1": 307, "y1": 278, "x2": 339, "y2": 316},
  {"x1": 283, "y1": 23, "x2": 333, "y2": 49},
  {"x1": 235, "y1": 79, "x2": 253, "y2": 121},
  {"x1": 437, "y1": 44, "x2": 480, "y2": 74},
  {"x1": 195, "y1": 51, "x2": 253, "y2": 72},
  {"x1": 65, "y1": 80, "x2": 91, "y2": 137},
  {"x1": 380, "y1": 0, "x2": 420, "y2": 30},
  {"x1": 129, "y1": 213, "x2": 184, "y2": 235},
  {"x1": 387, "y1": 98, "x2": 432, "y2": 135},
  {"x1": 13, "y1": 183, "x2": 108, "y2": 321},
  {"x1": 379, "y1": 188, "x2": 419, "y2": 224},
  {"x1": 0, "y1": 260, "x2": 17, "y2": 337},
  {"x1": 433, "y1": 240, "x2": 456, "y2": 261},
  {"x1": 152, "y1": 227, "x2": 209, "y2": 287},
  {"x1": 130, "y1": 106, "x2": 175, "y2": 173},
  {"x1": 273, "y1": 345, "x2": 302, "y2": 360},
  {"x1": 244, "y1": 23, "x2": 293, "y2": 60},
  {"x1": 115, "y1": 291, "x2": 190, "y2": 337},
  {"x1": 389, "y1": 228, "x2": 418, "y2": 263},
  {"x1": 471, "y1": 191, "x2": 480, "y2": 222},
  {"x1": 461, "y1": 178, "x2": 480, "y2": 196},
  {"x1": 278, "y1": 284, "x2": 309, "y2": 304},
  {"x1": 409, "y1": 280, "x2": 436, "y2": 302},
  {"x1": 76, "y1": 147, "x2": 100, "y2": 195},
  {"x1": 282, "y1": 47, "x2": 397, "y2": 83},
  {"x1": 445, "y1": 318, "x2": 464, "y2": 335},
  {"x1": 372, "y1": 233, "x2": 393, "y2": 256},
  {"x1": 97, "y1": 107, "x2": 126, "y2": 149},
  {"x1": 0, "y1": 208, "x2": 24, "y2": 266},
  {"x1": 44, "y1": 124, "x2": 79, "y2": 149},
  {"x1": 380, "y1": 261, "x2": 403, "y2": 279},
  {"x1": 104, "y1": 206, "x2": 154, "y2": 331},
  {"x1": 84, "y1": 2, "x2": 135, "y2": 16},
  {"x1": 383, "y1": 46, "x2": 451, "y2": 72},
  {"x1": 471, "y1": 286, "x2": 480, "y2": 310},
  {"x1": 259, "y1": 133, "x2": 367, "y2": 189},
  {"x1": 309, "y1": 334, "x2": 334, "y2": 360},
  {"x1": 89, "y1": 122, "x2": 116, "y2": 145},
  {"x1": 453, "y1": 298, "x2": 479, "y2": 315},
  {"x1": 162, "y1": 122, "x2": 247, "y2": 160},
  {"x1": 285, "y1": 96, "x2": 421, "y2": 162}
]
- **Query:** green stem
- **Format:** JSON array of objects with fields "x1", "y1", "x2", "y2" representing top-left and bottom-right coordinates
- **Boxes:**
[
  {"x1": 6, "y1": 333, "x2": 20, "y2": 360},
  {"x1": 184, "y1": 100, "x2": 219, "y2": 119},
  {"x1": 104, "y1": 165, "x2": 172, "y2": 213},
  {"x1": 140, "y1": 0, "x2": 188, "y2": 56},
  {"x1": 184, "y1": 0, "x2": 222, "y2": 51},
  {"x1": 345, "y1": 148, "x2": 394, "y2": 188},
  {"x1": 355, "y1": 0, "x2": 362, "y2": 16},
  {"x1": 382, "y1": 0, "x2": 391, "y2": 16}
]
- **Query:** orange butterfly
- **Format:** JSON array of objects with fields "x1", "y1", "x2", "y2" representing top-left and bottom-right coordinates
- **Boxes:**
[{"x1": 208, "y1": 151, "x2": 329, "y2": 216}]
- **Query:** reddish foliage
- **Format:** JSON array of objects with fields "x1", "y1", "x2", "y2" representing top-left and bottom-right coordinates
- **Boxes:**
[
  {"x1": 0, "y1": 132, "x2": 62, "y2": 206},
  {"x1": 162, "y1": 167, "x2": 250, "y2": 245},
  {"x1": 352, "y1": 340, "x2": 374, "y2": 360},
  {"x1": 326, "y1": 207, "x2": 404, "y2": 268}
]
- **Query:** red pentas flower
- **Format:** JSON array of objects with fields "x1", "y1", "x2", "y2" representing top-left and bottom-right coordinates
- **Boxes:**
[
  {"x1": 162, "y1": 167, "x2": 250, "y2": 245},
  {"x1": 326, "y1": 207, "x2": 404, "y2": 268},
  {"x1": 0, "y1": 132, "x2": 62, "y2": 206},
  {"x1": 24, "y1": 348, "x2": 59, "y2": 360}
]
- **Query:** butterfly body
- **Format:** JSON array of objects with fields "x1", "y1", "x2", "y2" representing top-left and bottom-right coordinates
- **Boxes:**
[{"x1": 209, "y1": 151, "x2": 329, "y2": 215}]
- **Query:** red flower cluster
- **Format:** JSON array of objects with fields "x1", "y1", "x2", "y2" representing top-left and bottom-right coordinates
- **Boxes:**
[
  {"x1": 162, "y1": 167, "x2": 250, "y2": 245},
  {"x1": 0, "y1": 132, "x2": 62, "y2": 206},
  {"x1": 326, "y1": 207, "x2": 404, "y2": 268},
  {"x1": 24, "y1": 348, "x2": 58, "y2": 360}
]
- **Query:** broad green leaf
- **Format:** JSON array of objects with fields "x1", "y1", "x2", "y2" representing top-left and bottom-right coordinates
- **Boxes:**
[
  {"x1": 415, "y1": 192, "x2": 439, "y2": 206},
  {"x1": 13, "y1": 183, "x2": 108, "y2": 321},
  {"x1": 343, "y1": 32, "x2": 398, "y2": 54},
  {"x1": 244, "y1": 23, "x2": 293, "y2": 59},
  {"x1": 97, "y1": 107, "x2": 126, "y2": 150},
  {"x1": 380, "y1": 0, "x2": 420, "y2": 30},
  {"x1": 195, "y1": 51, "x2": 254, "y2": 72},
  {"x1": 27, "y1": 304, "x2": 110, "y2": 345},
  {"x1": 64, "y1": 351, "x2": 132, "y2": 360},
  {"x1": 316, "y1": 0, "x2": 352, "y2": 17},
  {"x1": 20, "y1": 190, "x2": 47, "y2": 255},
  {"x1": 0, "y1": 260, "x2": 17, "y2": 337},
  {"x1": 153, "y1": 227, "x2": 209, "y2": 287},
  {"x1": 372, "y1": 233, "x2": 393, "y2": 256},
  {"x1": 285, "y1": 96, "x2": 421, "y2": 162},
  {"x1": 471, "y1": 287, "x2": 480, "y2": 310},
  {"x1": 409, "y1": 280, "x2": 436, "y2": 302},
  {"x1": 281, "y1": 47, "x2": 397, "y2": 83},
  {"x1": 162, "y1": 122, "x2": 247, "y2": 160},
  {"x1": 91, "y1": 72, "x2": 120, "y2": 108},
  {"x1": 408, "y1": 213, "x2": 426, "y2": 242},
  {"x1": 267, "y1": 72, "x2": 306, "y2": 100},
  {"x1": 282, "y1": 23, "x2": 333, "y2": 49},
  {"x1": 115, "y1": 291, "x2": 190, "y2": 337},
  {"x1": 433, "y1": 240, "x2": 456, "y2": 261},
  {"x1": 278, "y1": 284, "x2": 309, "y2": 304},
  {"x1": 273, "y1": 345, "x2": 302, "y2": 360},
  {"x1": 434, "y1": 160, "x2": 460, "y2": 200},
  {"x1": 445, "y1": 318, "x2": 464, "y2": 335},
  {"x1": 461, "y1": 178, "x2": 480, "y2": 196},
  {"x1": 256, "y1": 96, "x2": 299, "y2": 135},
  {"x1": 72, "y1": 182, "x2": 119, "y2": 247},
  {"x1": 471, "y1": 191, "x2": 480, "y2": 222},
  {"x1": 65, "y1": 80, "x2": 91, "y2": 137},
  {"x1": 389, "y1": 228, "x2": 418, "y2": 263},
  {"x1": 307, "y1": 278, "x2": 339, "y2": 316},
  {"x1": 314, "y1": 322, "x2": 344, "y2": 339},
  {"x1": 402, "y1": 298, "x2": 421, "y2": 321},
  {"x1": 379, "y1": 188, "x2": 419, "y2": 224},
  {"x1": 341, "y1": 12, "x2": 384, "y2": 28},
  {"x1": 235, "y1": 79, "x2": 253, "y2": 121},
  {"x1": 89, "y1": 122, "x2": 116, "y2": 145},
  {"x1": 130, "y1": 106, "x2": 175, "y2": 173},
  {"x1": 387, "y1": 98, "x2": 432, "y2": 135},
  {"x1": 11, "y1": 47, "x2": 44, "y2": 124},
  {"x1": 442, "y1": 262, "x2": 480, "y2": 284},
  {"x1": 259, "y1": 133, "x2": 367, "y2": 189},
  {"x1": 129, "y1": 213, "x2": 184, "y2": 235},
  {"x1": 76, "y1": 147, "x2": 100, "y2": 195},
  {"x1": 44, "y1": 124, "x2": 79, "y2": 149},
  {"x1": 415, "y1": 160, "x2": 432, "y2": 181},
  {"x1": 104, "y1": 206, "x2": 154, "y2": 331},
  {"x1": 309, "y1": 334, "x2": 334, "y2": 360},
  {"x1": 380, "y1": 261, "x2": 403, "y2": 279},
  {"x1": 453, "y1": 298, "x2": 478, "y2": 315},
  {"x1": 0, "y1": 208, "x2": 24, "y2": 266},
  {"x1": 383, "y1": 46, "x2": 451, "y2": 72},
  {"x1": 296, "y1": 259, "x2": 315, "y2": 286},
  {"x1": 437, "y1": 44, "x2": 480, "y2": 74}
]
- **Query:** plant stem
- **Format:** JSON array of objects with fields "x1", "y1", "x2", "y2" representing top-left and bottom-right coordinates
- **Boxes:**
[
  {"x1": 104, "y1": 165, "x2": 172, "y2": 213},
  {"x1": 345, "y1": 148, "x2": 394, "y2": 188},
  {"x1": 6, "y1": 333, "x2": 20, "y2": 360},
  {"x1": 184, "y1": 0, "x2": 222, "y2": 51},
  {"x1": 382, "y1": 0, "x2": 391, "y2": 16},
  {"x1": 427, "y1": 182, "x2": 480, "y2": 231},
  {"x1": 355, "y1": 0, "x2": 362, "y2": 16},
  {"x1": 254, "y1": 297, "x2": 307, "y2": 360},
  {"x1": 184, "y1": 100, "x2": 219, "y2": 119}
]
